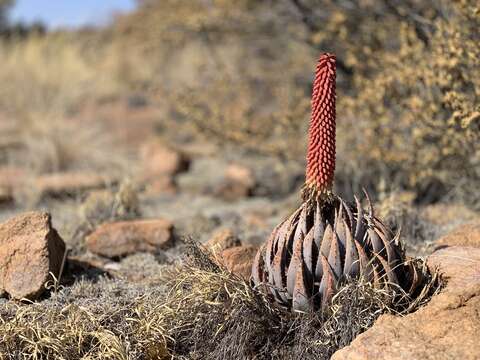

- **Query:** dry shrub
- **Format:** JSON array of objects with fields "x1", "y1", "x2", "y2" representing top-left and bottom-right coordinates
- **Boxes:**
[
  {"x1": 145, "y1": 241, "x2": 439, "y2": 359},
  {"x1": 111, "y1": 0, "x2": 479, "y2": 207},
  {"x1": 1, "y1": 1, "x2": 477, "y2": 207},
  {"x1": 340, "y1": 0, "x2": 480, "y2": 207},
  {"x1": 110, "y1": 0, "x2": 314, "y2": 158},
  {"x1": 78, "y1": 182, "x2": 141, "y2": 230}
]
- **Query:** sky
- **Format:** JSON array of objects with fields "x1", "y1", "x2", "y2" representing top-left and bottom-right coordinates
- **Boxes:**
[{"x1": 10, "y1": 0, "x2": 137, "y2": 29}]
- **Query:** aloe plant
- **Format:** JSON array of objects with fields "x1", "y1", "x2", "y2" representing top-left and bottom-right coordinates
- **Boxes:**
[{"x1": 251, "y1": 53, "x2": 420, "y2": 312}]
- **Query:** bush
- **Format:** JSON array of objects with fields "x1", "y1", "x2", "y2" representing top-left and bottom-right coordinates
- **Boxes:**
[
  {"x1": 118, "y1": 0, "x2": 479, "y2": 207},
  {"x1": 340, "y1": 0, "x2": 480, "y2": 207}
]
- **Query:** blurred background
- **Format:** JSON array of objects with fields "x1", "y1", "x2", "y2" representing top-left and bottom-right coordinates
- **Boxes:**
[{"x1": 0, "y1": 0, "x2": 478, "y2": 257}]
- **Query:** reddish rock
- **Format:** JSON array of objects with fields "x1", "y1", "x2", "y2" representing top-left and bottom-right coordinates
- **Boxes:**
[
  {"x1": 435, "y1": 220, "x2": 480, "y2": 248},
  {"x1": 0, "y1": 167, "x2": 25, "y2": 203},
  {"x1": 332, "y1": 246, "x2": 480, "y2": 360},
  {"x1": 35, "y1": 172, "x2": 110, "y2": 197},
  {"x1": 220, "y1": 245, "x2": 258, "y2": 280},
  {"x1": 0, "y1": 212, "x2": 66, "y2": 300},
  {"x1": 427, "y1": 246, "x2": 480, "y2": 291},
  {"x1": 86, "y1": 219, "x2": 175, "y2": 258},
  {"x1": 140, "y1": 142, "x2": 190, "y2": 178},
  {"x1": 214, "y1": 164, "x2": 255, "y2": 200},
  {"x1": 205, "y1": 228, "x2": 241, "y2": 254}
]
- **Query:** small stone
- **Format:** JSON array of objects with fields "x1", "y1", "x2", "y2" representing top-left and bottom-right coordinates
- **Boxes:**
[
  {"x1": 0, "y1": 166, "x2": 25, "y2": 203},
  {"x1": 205, "y1": 228, "x2": 241, "y2": 254},
  {"x1": 86, "y1": 219, "x2": 175, "y2": 258},
  {"x1": 435, "y1": 220, "x2": 480, "y2": 248},
  {"x1": 220, "y1": 245, "x2": 258, "y2": 280},
  {"x1": 140, "y1": 142, "x2": 190, "y2": 178},
  {"x1": 0, "y1": 211, "x2": 66, "y2": 300}
]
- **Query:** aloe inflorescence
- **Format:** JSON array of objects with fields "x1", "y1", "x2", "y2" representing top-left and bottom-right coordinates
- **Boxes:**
[{"x1": 251, "y1": 53, "x2": 421, "y2": 312}]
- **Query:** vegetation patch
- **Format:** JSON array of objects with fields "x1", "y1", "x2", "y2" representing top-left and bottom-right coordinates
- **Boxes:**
[{"x1": 0, "y1": 240, "x2": 440, "y2": 360}]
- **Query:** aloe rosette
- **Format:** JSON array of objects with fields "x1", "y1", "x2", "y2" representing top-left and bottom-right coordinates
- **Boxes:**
[{"x1": 251, "y1": 53, "x2": 420, "y2": 312}]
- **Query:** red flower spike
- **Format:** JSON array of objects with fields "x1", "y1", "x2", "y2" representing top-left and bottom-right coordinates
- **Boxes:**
[{"x1": 303, "y1": 53, "x2": 336, "y2": 201}]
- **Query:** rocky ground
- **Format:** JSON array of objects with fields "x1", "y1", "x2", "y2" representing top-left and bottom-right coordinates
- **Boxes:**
[{"x1": 0, "y1": 100, "x2": 479, "y2": 359}]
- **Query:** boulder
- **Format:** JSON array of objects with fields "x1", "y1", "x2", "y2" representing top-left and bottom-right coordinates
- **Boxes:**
[
  {"x1": 332, "y1": 246, "x2": 480, "y2": 360},
  {"x1": 86, "y1": 219, "x2": 175, "y2": 258},
  {"x1": 427, "y1": 246, "x2": 480, "y2": 291},
  {"x1": 205, "y1": 228, "x2": 241, "y2": 254},
  {"x1": 0, "y1": 212, "x2": 66, "y2": 300},
  {"x1": 219, "y1": 245, "x2": 258, "y2": 280},
  {"x1": 435, "y1": 220, "x2": 480, "y2": 248}
]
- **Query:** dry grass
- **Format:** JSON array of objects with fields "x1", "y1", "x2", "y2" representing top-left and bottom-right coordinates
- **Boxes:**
[
  {"x1": 0, "y1": 33, "x2": 127, "y2": 145},
  {"x1": 0, "y1": 277, "x2": 168, "y2": 359},
  {"x1": 0, "y1": 33, "x2": 130, "y2": 205},
  {"x1": 0, "y1": 240, "x2": 440, "y2": 360}
]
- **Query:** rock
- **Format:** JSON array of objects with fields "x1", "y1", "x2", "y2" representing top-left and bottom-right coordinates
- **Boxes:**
[
  {"x1": 225, "y1": 164, "x2": 255, "y2": 188},
  {"x1": 86, "y1": 219, "x2": 175, "y2": 258},
  {"x1": 332, "y1": 246, "x2": 480, "y2": 360},
  {"x1": 140, "y1": 142, "x2": 190, "y2": 178},
  {"x1": 205, "y1": 228, "x2": 241, "y2": 254},
  {"x1": 138, "y1": 142, "x2": 189, "y2": 195},
  {"x1": 214, "y1": 164, "x2": 256, "y2": 200},
  {"x1": 427, "y1": 246, "x2": 480, "y2": 291},
  {"x1": 435, "y1": 220, "x2": 480, "y2": 248},
  {"x1": 178, "y1": 159, "x2": 255, "y2": 199},
  {"x1": 0, "y1": 212, "x2": 66, "y2": 300},
  {"x1": 35, "y1": 172, "x2": 110, "y2": 198},
  {"x1": 219, "y1": 245, "x2": 258, "y2": 280},
  {"x1": 0, "y1": 167, "x2": 25, "y2": 203}
]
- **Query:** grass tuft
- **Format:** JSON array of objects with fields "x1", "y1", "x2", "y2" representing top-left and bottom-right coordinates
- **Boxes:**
[{"x1": 0, "y1": 240, "x2": 440, "y2": 359}]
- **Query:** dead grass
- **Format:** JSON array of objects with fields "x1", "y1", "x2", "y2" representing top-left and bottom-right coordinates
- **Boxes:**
[
  {"x1": 0, "y1": 240, "x2": 440, "y2": 360},
  {"x1": 0, "y1": 33, "x2": 131, "y2": 206}
]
